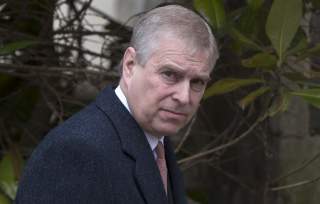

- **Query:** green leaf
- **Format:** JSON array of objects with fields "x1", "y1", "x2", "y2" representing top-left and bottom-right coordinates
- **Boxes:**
[
  {"x1": 194, "y1": 0, "x2": 226, "y2": 31},
  {"x1": 0, "y1": 154, "x2": 15, "y2": 184},
  {"x1": 284, "y1": 71, "x2": 320, "y2": 81},
  {"x1": 286, "y1": 35, "x2": 308, "y2": 56},
  {"x1": 290, "y1": 89, "x2": 320, "y2": 108},
  {"x1": 0, "y1": 182, "x2": 17, "y2": 201},
  {"x1": 247, "y1": 0, "x2": 263, "y2": 11},
  {"x1": 187, "y1": 190, "x2": 209, "y2": 204},
  {"x1": 298, "y1": 43, "x2": 320, "y2": 60},
  {"x1": 268, "y1": 91, "x2": 291, "y2": 117},
  {"x1": 0, "y1": 193, "x2": 10, "y2": 204},
  {"x1": 311, "y1": 0, "x2": 320, "y2": 9},
  {"x1": 242, "y1": 52, "x2": 277, "y2": 69},
  {"x1": 266, "y1": 0, "x2": 302, "y2": 64},
  {"x1": 0, "y1": 154, "x2": 17, "y2": 200},
  {"x1": 204, "y1": 78, "x2": 264, "y2": 99},
  {"x1": 0, "y1": 40, "x2": 37, "y2": 55},
  {"x1": 238, "y1": 87, "x2": 271, "y2": 109},
  {"x1": 283, "y1": 72, "x2": 310, "y2": 81},
  {"x1": 229, "y1": 27, "x2": 263, "y2": 51},
  {"x1": 237, "y1": 7, "x2": 257, "y2": 35}
]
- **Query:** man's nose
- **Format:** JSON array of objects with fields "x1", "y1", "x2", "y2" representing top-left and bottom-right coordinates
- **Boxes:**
[{"x1": 172, "y1": 81, "x2": 191, "y2": 105}]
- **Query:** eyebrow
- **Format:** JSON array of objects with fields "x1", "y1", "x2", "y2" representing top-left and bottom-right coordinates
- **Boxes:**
[
  {"x1": 200, "y1": 75, "x2": 211, "y2": 83},
  {"x1": 160, "y1": 64, "x2": 211, "y2": 81}
]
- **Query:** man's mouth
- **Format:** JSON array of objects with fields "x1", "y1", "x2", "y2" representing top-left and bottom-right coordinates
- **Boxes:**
[{"x1": 160, "y1": 108, "x2": 188, "y2": 120}]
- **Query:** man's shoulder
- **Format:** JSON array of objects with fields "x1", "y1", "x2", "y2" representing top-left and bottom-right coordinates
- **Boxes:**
[
  {"x1": 47, "y1": 103, "x2": 117, "y2": 145},
  {"x1": 50, "y1": 85, "x2": 123, "y2": 139},
  {"x1": 28, "y1": 85, "x2": 135, "y2": 164},
  {"x1": 35, "y1": 86, "x2": 123, "y2": 152}
]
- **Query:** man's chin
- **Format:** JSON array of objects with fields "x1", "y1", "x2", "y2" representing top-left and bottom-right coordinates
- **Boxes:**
[{"x1": 150, "y1": 125, "x2": 183, "y2": 137}]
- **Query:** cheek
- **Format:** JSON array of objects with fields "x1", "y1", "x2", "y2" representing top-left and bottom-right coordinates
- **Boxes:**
[
  {"x1": 191, "y1": 92, "x2": 203, "y2": 106},
  {"x1": 136, "y1": 78, "x2": 165, "y2": 111},
  {"x1": 146, "y1": 77, "x2": 171, "y2": 101},
  {"x1": 146, "y1": 88, "x2": 168, "y2": 109}
]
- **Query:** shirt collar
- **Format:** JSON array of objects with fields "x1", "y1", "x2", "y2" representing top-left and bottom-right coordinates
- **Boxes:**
[
  {"x1": 145, "y1": 132, "x2": 164, "y2": 152},
  {"x1": 115, "y1": 85, "x2": 131, "y2": 113},
  {"x1": 114, "y1": 85, "x2": 164, "y2": 152}
]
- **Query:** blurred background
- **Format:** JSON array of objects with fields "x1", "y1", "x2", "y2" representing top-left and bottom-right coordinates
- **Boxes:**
[{"x1": 0, "y1": 0, "x2": 320, "y2": 203}]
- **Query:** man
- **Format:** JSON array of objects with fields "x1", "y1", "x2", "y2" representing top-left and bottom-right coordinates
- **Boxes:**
[{"x1": 16, "y1": 4, "x2": 219, "y2": 204}]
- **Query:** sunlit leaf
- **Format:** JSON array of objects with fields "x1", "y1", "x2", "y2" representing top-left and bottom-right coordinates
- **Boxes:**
[
  {"x1": 0, "y1": 154, "x2": 15, "y2": 184},
  {"x1": 266, "y1": 0, "x2": 302, "y2": 64},
  {"x1": 204, "y1": 78, "x2": 264, "y2": 99},
  {"x1": 238, "y1": 87, "x2": 271, "y2": 109},
  {"x1": 0, "y1": 40, "x2": 37, "y2": 55},
  {"x1": 0, "y1": 3, "x2": 6, "y2": 12},
  {"x1": 194, "y1": 0, "x2": 226, "y2": 31},
  {"x1": 0, "y1": 153, "x2": 17, "y2": 200},
  {"x1": 242, "y1": 52, "x2": 277, "y2": 69},
  {"x1": 290, "y1": 89, "x2": 320, "y2": 108},
  {"x1": 0, "y1": 182, "x2": 17, "y2": 200}
]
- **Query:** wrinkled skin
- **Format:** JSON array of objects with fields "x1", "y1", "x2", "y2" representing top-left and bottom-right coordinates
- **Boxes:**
[{"x1": 120, "y1": 38, "x2": 212, "y2": 137}]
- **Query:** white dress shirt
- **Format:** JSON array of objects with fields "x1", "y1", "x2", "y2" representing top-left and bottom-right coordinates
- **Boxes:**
[{"x1": 115, "y1": 86, "x2": 164, "y2": 159}]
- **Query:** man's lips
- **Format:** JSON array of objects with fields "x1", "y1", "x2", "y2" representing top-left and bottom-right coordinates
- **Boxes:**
[{"x1": 160, "y1": 108, "x2": 188, "y2": 119}]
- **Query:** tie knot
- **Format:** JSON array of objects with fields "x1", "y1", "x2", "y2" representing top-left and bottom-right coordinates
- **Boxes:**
[{"x1": 155, "y1": 142, "x2": 165, "y2": 159}]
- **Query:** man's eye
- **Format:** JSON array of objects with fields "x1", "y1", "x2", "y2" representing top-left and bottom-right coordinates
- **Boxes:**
[
  {"x1": 161, "y1": 71, "x2": 178, "y2": 82},
  {"x1": 190, "y1": 79, "x2": 206, "y2": 92}
]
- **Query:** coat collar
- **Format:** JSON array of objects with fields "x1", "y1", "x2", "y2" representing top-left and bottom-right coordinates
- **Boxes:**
[
  {"x1": 165, "y1": 139, "x2": 187, "y2": 204},
  {"x1": 95, "y1": 86, "x2": 168, "y2": 204}
]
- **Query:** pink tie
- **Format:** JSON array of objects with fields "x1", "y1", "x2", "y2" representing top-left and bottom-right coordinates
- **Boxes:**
[{"x1": 155, "y1": 142, "x2": 168, "y2": 194}]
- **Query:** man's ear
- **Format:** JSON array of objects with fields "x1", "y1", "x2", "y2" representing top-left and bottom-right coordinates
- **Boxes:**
[{"x1": 122, "y1": 47, "x2": 137, "y2": 80}]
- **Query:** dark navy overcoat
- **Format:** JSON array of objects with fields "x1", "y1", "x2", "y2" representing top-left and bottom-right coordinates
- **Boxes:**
[{"x1": 15, "y1": 86, "x2": 187, "y2": 204}]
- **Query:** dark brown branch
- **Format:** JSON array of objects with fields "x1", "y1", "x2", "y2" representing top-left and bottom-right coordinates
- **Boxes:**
[
  {"x1": 0, "y1": 63, "x2": 119, "y2": 80},
  {"x1": 178, "y1": 114, "x2": 266, "y2": 165}
]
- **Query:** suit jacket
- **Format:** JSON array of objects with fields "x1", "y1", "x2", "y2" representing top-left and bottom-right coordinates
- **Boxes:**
[{"x1": 15, "y1": 86, "x2": 187, "y2": 204}]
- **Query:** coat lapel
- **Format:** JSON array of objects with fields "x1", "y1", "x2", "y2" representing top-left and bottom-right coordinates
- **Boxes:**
[
  {"x1": 165, "y1": 138, "x2": 187, "y2": 204},
  {"x1": 95, "y1": 86, "x2": 168, "y2": 204}
]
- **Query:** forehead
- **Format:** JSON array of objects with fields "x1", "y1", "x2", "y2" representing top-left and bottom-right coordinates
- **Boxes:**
[{"x1": 147, "y1": 38, "x2": 212, "y2": 74}]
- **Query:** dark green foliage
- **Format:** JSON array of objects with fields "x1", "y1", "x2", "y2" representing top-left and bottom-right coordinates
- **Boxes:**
[{"x1": 195, "y1": 0, "x2": 320, "y2": 113}]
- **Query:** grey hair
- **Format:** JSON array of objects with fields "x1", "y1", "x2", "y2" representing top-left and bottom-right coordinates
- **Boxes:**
[{"x1": 130, "y1": 5, "x2": 219, "y2": 68}]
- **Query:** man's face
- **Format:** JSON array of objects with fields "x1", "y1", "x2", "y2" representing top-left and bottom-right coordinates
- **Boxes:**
[{"x1": 122, "y1": 38, "x2": 211, "y2": 137}]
